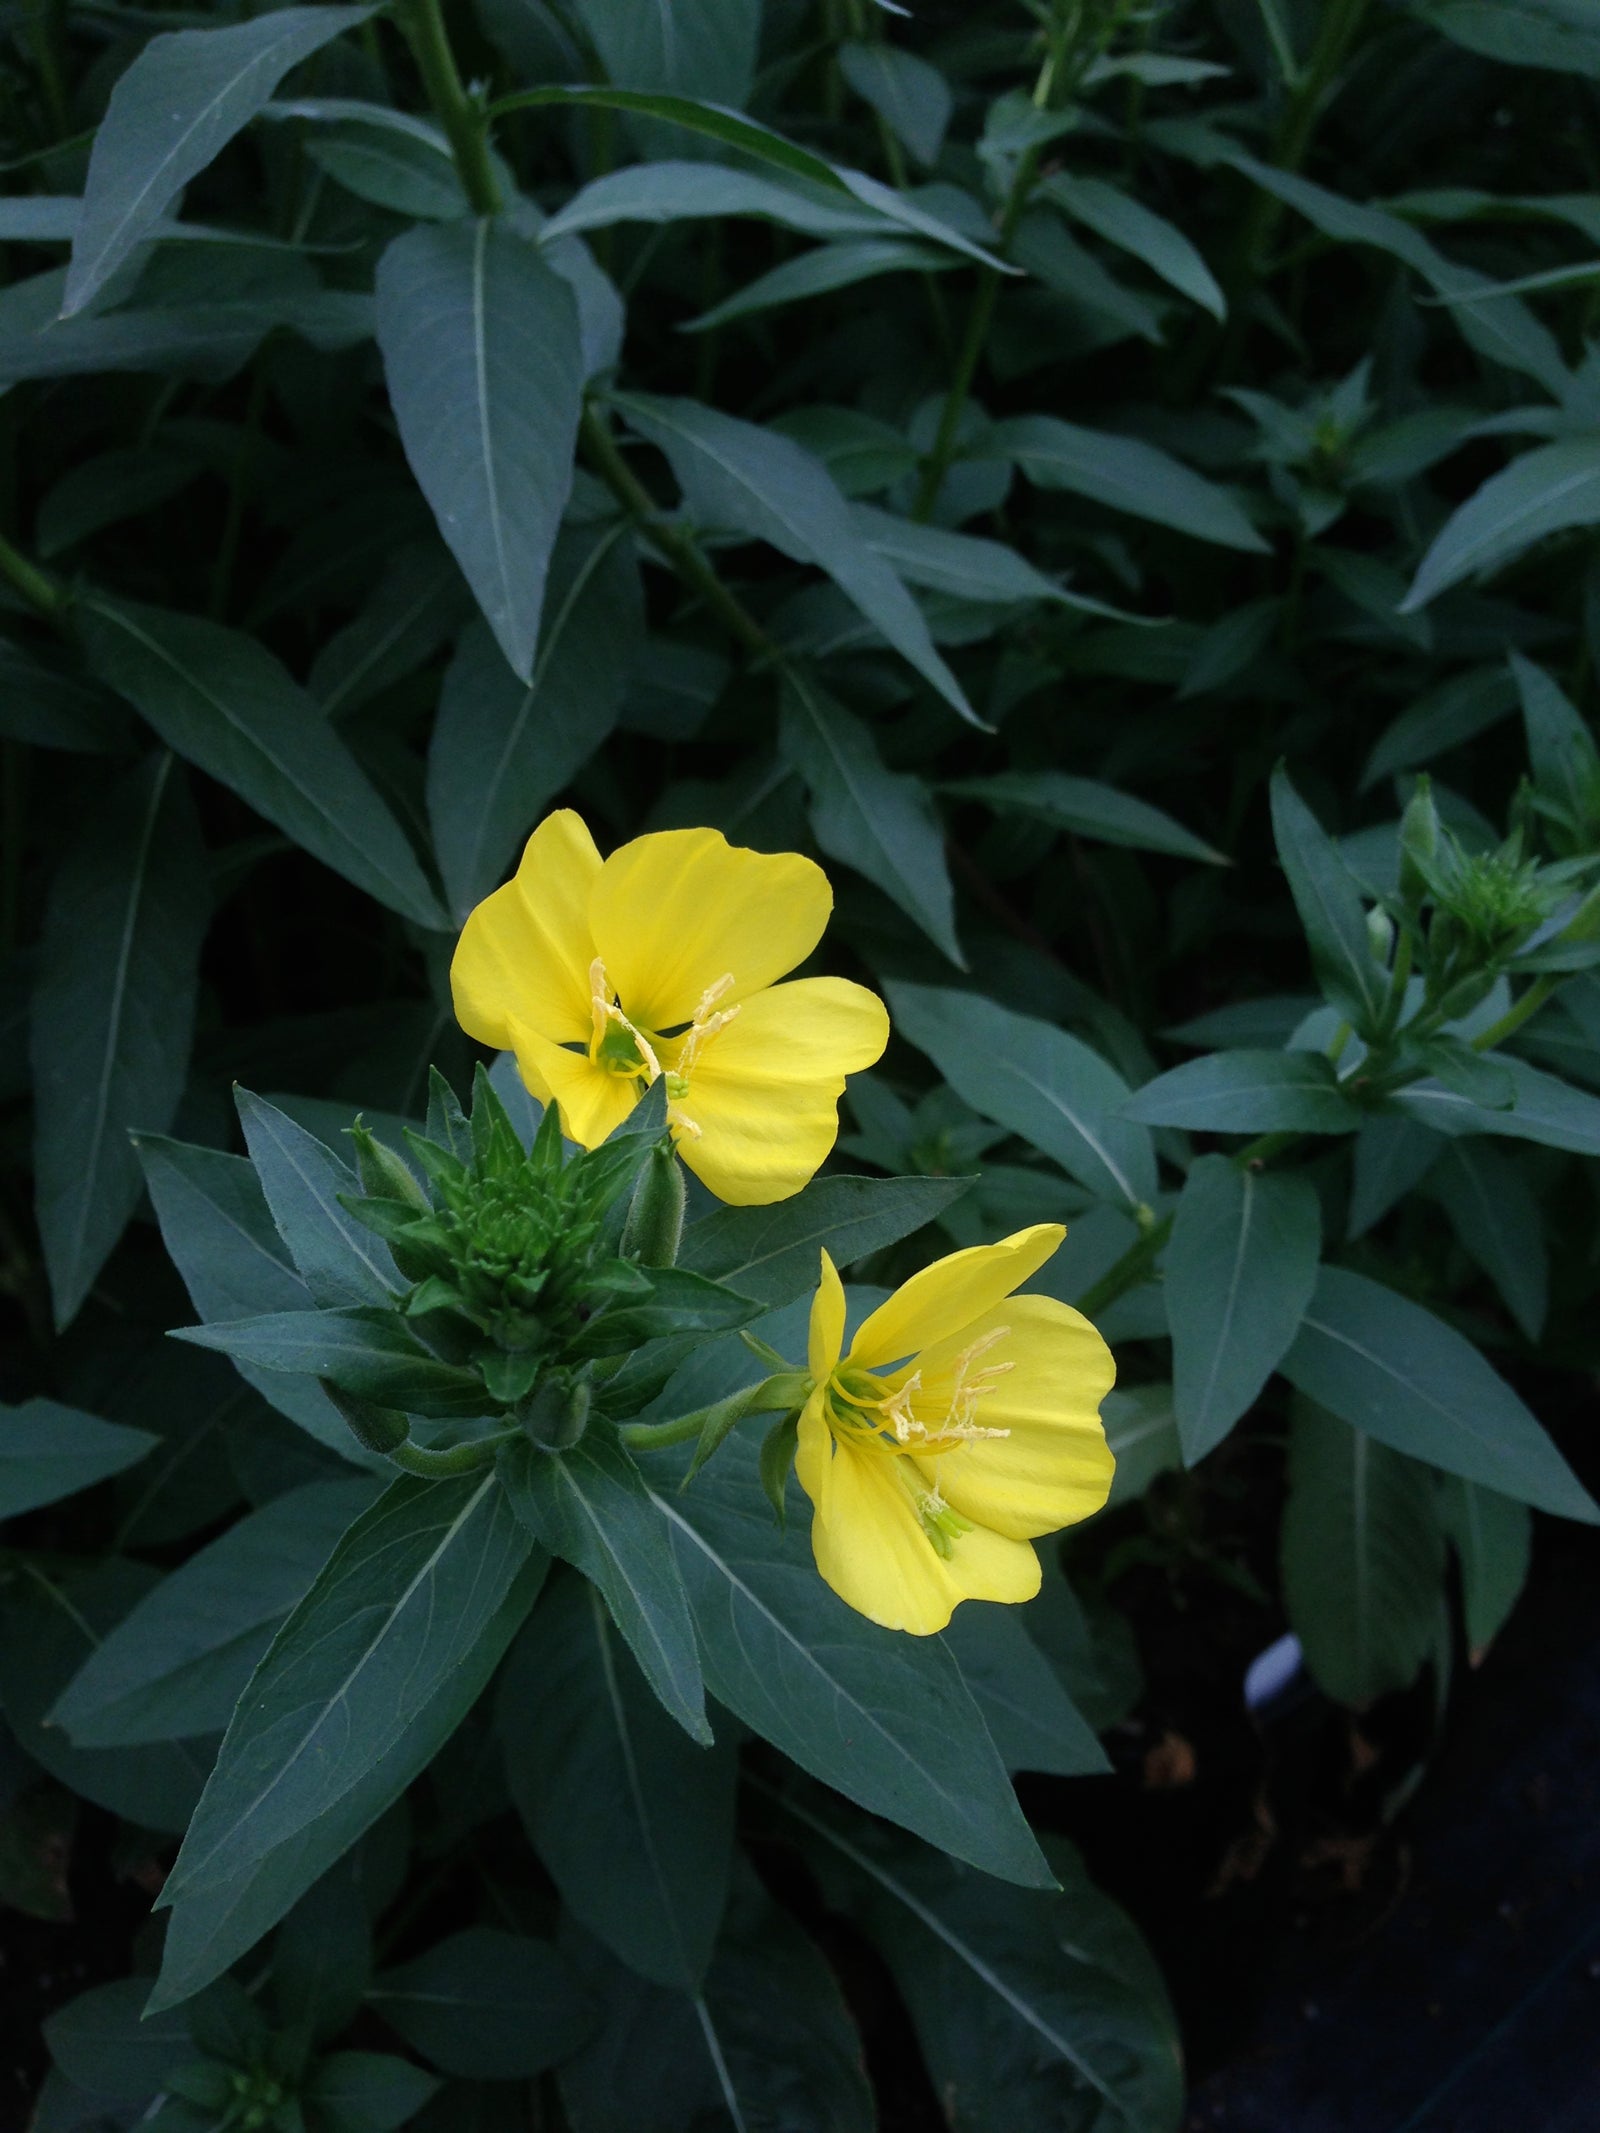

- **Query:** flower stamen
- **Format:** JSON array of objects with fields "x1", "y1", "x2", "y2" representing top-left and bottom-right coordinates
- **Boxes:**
[
  {"x1": 589, "y1": 957, "x2": 662, "y2": 1082},
  {"x1": 875, "y1": 1327, "x2": 1014, "y2": 1450}
]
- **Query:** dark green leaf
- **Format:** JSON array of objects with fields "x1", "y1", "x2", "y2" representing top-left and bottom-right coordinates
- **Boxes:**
[
  {"x1": 1403, "y1": 440, "x2": 1600, "y2": 610},
  {"x1": 500, "y1": 1429, "x2": 708, "y2": 1741},
  {"x1": 1281, "y1": 1401, "x2": 1445, "y2": 1706},
  {"x1": 500, "y1": 1575, "x2": 736, "y2": 1987},
  {"x1": 1391, "y1": 1054, "x2": 1600, "y2": 1155},
  {"x1": 0, "y1": 1559, "x2": 211, "y2": 1834},
  {"x1": 889, "y1": 983, "x2": 1158, "y2": 1207},
  {"x1": 31, "y1": 753, "x2": 207, "y2": 1328},
  {"x1": 237, "y1": 1088, "x2": 398, "y2": 1308},
  {"x1": 615, "y1": 394, "x2": 975, "y2": 724},
  {"x1": 1041, "y1": 173, "x2": 1225, "y2": 317},
  {"x1": 985, "y1": 414, "x2": 1268, "y2": 551},
  {"x1": 1440, "y1": 1474, "x2": 1532, "y2": 1657},
  {"x1": 43, "y1": 1980, "x2": 194, "y2": 2103},
  {"x1": 78, "y1": 598, "x2": 445, "y2": 928},
  {"x1": 136, "y1": 1133, "x2": 373, "y2": 1463},
  {"x1": 679, "y1": 1172, "x2": 970, "y2": 1305},
  {"x1": 798, "y1": 1803, "x2": 1184, "y2": 2133},
  {"x1": 781, "y1": 678, "x2": 965, "y2": 963},
  {"x1": 64, "y1": 6, "x2": 374, "y2": 313},
  {"x1": 1511, "y1": 649, "x2": 1600, "y2": 820},
  {"x1": 947, "y1": 769, "x2": 1225, "y2": 864},
  {"x1": 301, "y1": 2051, "x2": 439, "y2": 2133},
  {"x1": 1430, "y1": 1139, "x2": 1548, "y2": 1340},
  {"x1": 177, "y1": 1309, "x2": 491, "y2": 1419},
  {"x1": 159, "y1": 1472, "x2": 536, "y2": 1908},
  {"x1": 1167, "y1": 1157, "x2": 1321, "y2": 1463},
  {"x1": 649, "y1": 1430, "x2": 1053, "y2": 1888},
  {"x1": 51, "y1": 1479, "x2": 376, "y2": 1746},
  {"x1": 428, "y1": 523, "x2": 641, "y2": 921},
  {"x1": 839, "y1": 40, "x2": 951, "y2": 164},
  {"x1": 542, "y1": 160, "x2": 892, "y2": 244},
  {"x1": 686, "y1": 236, "x2": 955, "y2": 331},
  {"x1": 941, "y1": 1607, "x2": 1109, "y2": 1777},
  {"x1": 1124, "y1": 1051, "x2": 1359, "y2": 1133},
  {"x1": 148, "y1": 1547, "x2": 543, "y2": 2011},
  {"x1": 375, "y1": 219, "x2": 583, "y2": 684},
  {"x1": 370, "y1": 1926, "x2": 591, "y2": 2079},
  {"x1": 1280, "y1": 1265, "x2": 1596, "y2": 1519},
  {"x1": 0, "y1": 638, "x2": 129, "y2": 753},
  {"x1": 1270, "y1": 768, "x2": 1387, "y2": 1033},
  {"x1": 0, "y1": 1399, "x2": 155, "y2": 1519}
]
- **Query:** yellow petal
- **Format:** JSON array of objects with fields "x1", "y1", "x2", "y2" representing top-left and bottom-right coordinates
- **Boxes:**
[
  {"x1": 670, "y1": 979, "x2": 889, "y2": 1206},
  {"x1": 809, "y1": 1251, "x2": 846, "y2": 1382},
  {"x1": 589, "y1": 827, "x2": 833, "y2": 1032},
  {"x1": 506, "y1": 1018, "x2": 639, "y2": 1149},
  {"x1": 912, "y1": 1295, "x2": 1116, "y2": 1540},
  {"x1": 795, "y1": 1411, "x2": 1039, "y2": 1634},
  {"x1": 450, "y1": 811, "x2": 601, "y2": 1051},
  {"x1": 848, "y1": 1224, "x2": 1066, "y2": 1372}
]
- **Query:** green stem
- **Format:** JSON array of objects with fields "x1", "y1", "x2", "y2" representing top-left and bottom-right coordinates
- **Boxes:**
[
  {"x1": 1230, "y1": 0, "x2": 1371, "y2": 290},
  {"x1": 0, "y1": 529, "x2": 65, "y2": 620},
  {"x1": 579, "y1": 405, "x2": 779, "y2": 661},
  {"x1": 619, "y1": 1411, "x2": 721, "y2": 1453},
  {"x1": 395, "y1": 0, "x2": 503, "y2": 216},
  {"x1": 388, "y1": 1426, "x2": 521, "y2": 1478},
  {"x1": 1470, "y1": 974, "x2": 1554, "y2": 1053}
]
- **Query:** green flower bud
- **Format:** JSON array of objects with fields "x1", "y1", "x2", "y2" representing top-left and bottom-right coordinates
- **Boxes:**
[
  {"x1": 518, "y1": 1370, "x2": 591, "y2": 1450},
  {"x1": 622, "y1": 1140, "x2": 686, "y2": 1268},
  {"x1": 348, "y1": 1120, "x2": 430, "y2": 1212},
  {"x1": 1366, "y1": 906, "x2": 1395, "y2": 967},
  {"x1": 319, "y1": 1380, "x2": 411, "y2": 1456},
  {"x1": 1398, "y1": 777, "x2": 1441, "y2": 907}
]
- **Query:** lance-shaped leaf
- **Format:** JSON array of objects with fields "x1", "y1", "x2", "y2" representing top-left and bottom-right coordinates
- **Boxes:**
[
  {"x1": 569, "y1": 0, "x2": 760, "y2": 107},
  {"x1": 647, "y1": 1432, "x2": 1052, "y2": 1889},
  {"x1": 1430, "y1": 1139, "x2": 1548, "y2": 1341},
  {"x1": 31, "y1": 752, "x2": 207, "y2": 1329},
  {"x1": 51, "y1": 1478, "x2": 378, "y2": 1747},
  {"x1": 984, "y1": 413, "x2": 1267, "y2": 552},
  {"x1": 941, "y1": 1606, "x2": 1109, "y2": 1778},
  {"x1": 947, "y1": 769, "x2": 1225, "y2": 864},
  {"x1": 0, "y1": 1399, "x2": 155, "y2": 1520},
  {"x1": 428, "y1": 523, "x2": 642, "y2": 921},
  {"x1": 500, "y1": 1575, "x2": 737, "y2": 1987},
  {"x1": 368, "y1": 1926, "x2": 593, "y2": 2079},
  {"x1": 889, "y1": 982, "x2": 1157, "y2": 1209},
  {"x1": 78, "y1": 598, "x2": 444, "y2": 928},
  {"x1": 1281, "y1": 1265, "x2": 1597, "y2": 1520},
  {"x1": 136, "y1": 1133, "x2": 375, "y2": 1464},
  {"x1": 1123, "y1": 1049, "x2": 1361, "y2": 1134},
  {"x1": 1440, "y1": 1475, "x2": 1531, "y2": 1660},
  {"x1": 680, "y1": 1172, "x2": 970, "y2": 1306},
  {"x1": 613, "y1": 392, "x2": 976, "y2": 725},
  {"x1": 64, "y1": 5, "x2": 373, "y2": 314},
  {"x1": 1281, "y1": 1401, "x2": 1445, "y2": 1707},
  {"x1": 1269, "y1": 769, "x2": 1387, "y2": 1034},
  {"x1": 148, "y1": 1546, "x2": 544, "y2": 2011},
  {"x1": 794, "y1": 1800, "x2": 1184, "y2": 2133},
  {"x1": 1391, "y1": 1055, "x2": 1600, "y2": 1156},
  {"x1": 1510, "y1": 648, "x2": 1600, "y2": 822},
  {"x1": 375, "y1": 218, "x2": 583, "y2": 685},
  {"x1": 176, "y1": 1309, "x2": 491, "y2": 1419},
  {"x1": 500, "y1": 1430, "x2": 708, "y2": 1741},
  {"x1": 236, "y1": 1088, "x2": 398, "y2": 1308},
  {"x1": 781, "y1": 678, "x2": 964, "y2": 964},
  {"x1": 1167, "y1": 1157, "x2": 1321, "y2": 1464},
  {"x1": 1403, "y1": 439, "x2": 1600, "y2": 610},
  {"x1": 1041, "y1": 172, "x2": 1225, "y2": 317},
  {"x1": 543, "y1": 160, "x2": 895, "y2": 245},
  {"x1": 159, "y1": 1472, "x2": 536, "y2": 1909}
]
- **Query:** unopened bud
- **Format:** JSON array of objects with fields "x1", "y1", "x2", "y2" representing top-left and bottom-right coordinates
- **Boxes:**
[
  {"x1": 319, "y1": 1380, "x2": 410, "y2": 1456},
  {"x1": 518, "y1": 1370, "x2": 591, "y2": 1450},
  {"x1": 622, "y1": 1141, "x2": 686, "y2": 1268},
  {"x1": 1366, "y1": 906, "x2": 1395, "y2": 967},
  {"x1": 1398, "y1": 778, "x2": 1440, "y2": 907},
  {"x1": 348, "y1": 1120, "x2": 430, "y2": 1212}
]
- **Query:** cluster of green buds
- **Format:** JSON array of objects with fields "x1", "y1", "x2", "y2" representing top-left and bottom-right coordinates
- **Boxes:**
[
  {"x1": 315, "y1": 1069, "x2": 755, "y2": 1473},
  {"x1": 1397, "y1": 777, "x2": 1600, "y2": 1024}
]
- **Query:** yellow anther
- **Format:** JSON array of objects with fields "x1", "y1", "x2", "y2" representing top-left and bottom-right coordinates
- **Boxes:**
[{"x1": 588, "y1": 957, "x2": 662, "y2": 1081}]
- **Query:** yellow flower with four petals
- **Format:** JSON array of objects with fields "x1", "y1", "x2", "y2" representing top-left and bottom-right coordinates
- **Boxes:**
[
  {"x1": 795, "y1": 1225, "x2": 1116, "y2": 1634},
  {"x1": 450, "y1": 811, "x2": 889, "y2": 1205}
]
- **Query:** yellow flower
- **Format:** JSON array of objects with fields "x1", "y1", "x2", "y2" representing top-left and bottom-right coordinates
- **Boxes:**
[
  {"x1": 450, "y1": 811, "x2": 889, "y2": 1205},
  {"x1": 795, "y1": 1225, "x2": 1115, "y2": 1635}
]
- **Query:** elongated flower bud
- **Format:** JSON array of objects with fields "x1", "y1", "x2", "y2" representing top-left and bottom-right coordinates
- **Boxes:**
[{"x1": 622, "y1": 1141, "x2": 686, "y2": 1268}]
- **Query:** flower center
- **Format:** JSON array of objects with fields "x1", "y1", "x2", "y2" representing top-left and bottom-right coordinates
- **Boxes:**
[
  {"x1": 825, "y1": 1328, "x2": 1014, "y2": 1459},
  {"x1": 586, "y1": 959, "x2": 740, "y2": 1141}
]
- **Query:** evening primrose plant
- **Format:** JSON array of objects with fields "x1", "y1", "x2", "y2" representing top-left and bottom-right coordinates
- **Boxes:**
[{"x1": 15, "y1": 0, "x2": 1600, "y2": 2124}]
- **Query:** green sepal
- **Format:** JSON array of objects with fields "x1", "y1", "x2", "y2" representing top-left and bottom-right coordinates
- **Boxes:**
[
  {"x1": 759, "y1": 1410, "x2": 801, "y2": 1527},
  {"x1": 346, "y1": 1120, "x2": 429, "y2": 1212},
  {"x1": 479, "y1": 1347, "x2": 544, "y2": 1406},
  {"x1": 740, "y1": 1330, "x2": 791, "y2": 1370},
  {"x1": 402, "y1": 1273, "x2": 469, "y2": 1318},
  {"x1": 317, "y1": 1381, "x2": 412, "y2": 1456},
  {"x1": 683, "y1": 1384, "x2": 762, "y2": 1486},
  {"x1": 622, "y1": 1139, "x2": 686, "y2": 1267}
]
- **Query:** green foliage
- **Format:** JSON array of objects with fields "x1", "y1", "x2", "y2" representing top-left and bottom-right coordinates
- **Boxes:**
[{"x1": 8, "y1": 0, "x2": 1600, "y2": 2120}]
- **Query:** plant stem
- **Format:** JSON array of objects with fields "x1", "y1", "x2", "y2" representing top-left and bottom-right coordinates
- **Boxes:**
[
  {"x1": 0, "y1": 529, "x2": 65, "y2": 619},
  {"x1": 1470, "y1": 974, "x2": 1555, "y2": 1053},
  {"x1": 388, "y1": 1425, "x2": 521, "y2": 1477},
  {"x1": 579, "y1": 405, "x2": 780, "y2": 662},
  {"x1": 395, "y1": 0, "x2": 502, "y2": 216}
]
